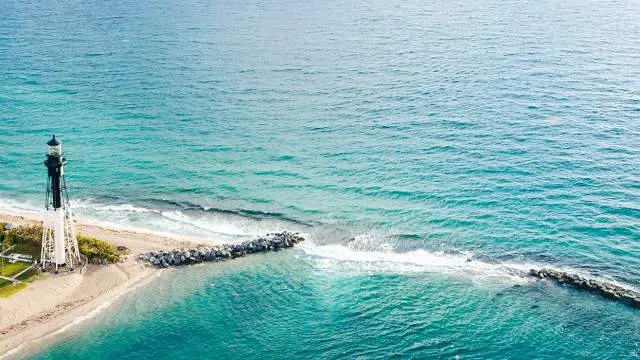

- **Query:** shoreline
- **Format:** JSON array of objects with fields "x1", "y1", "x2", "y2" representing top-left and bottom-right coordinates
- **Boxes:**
[
  {"x1": 0, "y1": 210, "x2": 209, "y2": 359},
  {"x1": 1, "y1": 208, "x2": 638, "y2": 357}
]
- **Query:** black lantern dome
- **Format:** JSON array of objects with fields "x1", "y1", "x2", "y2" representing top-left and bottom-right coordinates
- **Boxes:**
[{"x1": 47, "y1": 135, "x2": 62, "y2": 157}]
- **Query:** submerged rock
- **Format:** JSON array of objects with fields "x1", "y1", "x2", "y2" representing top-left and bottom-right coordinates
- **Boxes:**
[{"x1": 529, "y1": 268, "x2": 640, "y2": 308}]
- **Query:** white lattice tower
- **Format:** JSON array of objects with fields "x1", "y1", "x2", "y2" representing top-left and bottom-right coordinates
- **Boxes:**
[
  {"x1": 41, "y1": 135, "x2": 82, "y2": 272},
  {"x1": 41, "y1": 209, "x2": 81, "y2": 271},
  {"x1": 64, "y1": 207, "x2": 80, "y2": 267},
  {"x1": 40, "y1": 220, "x2": 55, "y2": 269}
]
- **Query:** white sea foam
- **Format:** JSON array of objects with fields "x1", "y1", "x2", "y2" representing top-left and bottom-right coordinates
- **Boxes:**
[
  {"x1": 0, "y1": 196, "x2": 537, "y2": 283},
  {"x1": 0, "y1": 271, "x2": 163, "y2": 360},
  {"x1": 2, "y1": 197, "x2": 612, "y2": 288},
  {"x1": 1, "y1": 300, "x2": 113, "y2": 359},
  {"x1": 0, "y1": 198, "x2": 41, "y2": 215},
  {"x1": 0, "y1": 195, "x2": 295, "y2": 243},
  {"x1": 54, "y1": 300, "x2": 113, "y2": 334},
  {"x1": 52, "y1": 198, "x2": 291, "y2": 241},
  {"x1": 298, "y1": 233, "x2": 537, "y2": 283},
  {"x1": 160, "y1": 210, "x2": 254, "y2": 237},
  {"x1": 297, "y1": 232, "x2": 640, "y2": 294},
  {"x1": 71, "y1": 199, "x2": 152, "y2": 213}
]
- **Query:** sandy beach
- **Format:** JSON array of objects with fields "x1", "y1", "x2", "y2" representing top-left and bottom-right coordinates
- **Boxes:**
[{"x1": 0, "y1": 210, "x2": 207, "y2": 358}]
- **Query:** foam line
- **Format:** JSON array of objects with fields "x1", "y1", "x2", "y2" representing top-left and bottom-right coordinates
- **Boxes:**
[
  {"x1": 298, "y1": 241, "x2": 534, "y2": 282},
  {"x1": 0, "y1": 272, "x2": 163, "y2": 360},
  {"x1": 160, "y1": 210, "x2": 253, "y2": 237},
  {"x1": 71, "y1": 199, "x2": 152, "y2": 213},
  {"x1": 298, "y1": 240, "x2": 640, "y2": 307}
]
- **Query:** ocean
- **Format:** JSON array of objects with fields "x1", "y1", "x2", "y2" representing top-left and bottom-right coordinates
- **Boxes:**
[{"x1": 1, "y1": 0, "x2": 639, "y2": 358}]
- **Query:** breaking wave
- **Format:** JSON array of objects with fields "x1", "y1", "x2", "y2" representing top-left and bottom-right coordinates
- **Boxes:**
[
  {"x1": 2, "y1": 196, "x2": 638, "y2": 296},
  {"x1": 67, "y1": 198, "x2": 306, "y2": 241},
  {"x1": 298, "y1": 232, "x2": 536, "y2": 283}
]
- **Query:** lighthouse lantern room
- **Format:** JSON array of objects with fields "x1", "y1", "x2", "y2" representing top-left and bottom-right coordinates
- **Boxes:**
[{"x1": 41, "y1": 135, "x2": 81, "y2": 272}]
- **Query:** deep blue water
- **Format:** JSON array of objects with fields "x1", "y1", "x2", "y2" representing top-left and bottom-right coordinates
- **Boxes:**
[{"x1": 1, "y1": 0, "x2": 639, "y2": 358}]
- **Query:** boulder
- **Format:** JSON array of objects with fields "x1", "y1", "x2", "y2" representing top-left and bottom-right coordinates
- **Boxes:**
[
  {"x1": 141, "y1": 232, "x2": 306, "y2": 268},
  {"x1": 529, "y1": 267, "x2": 640, "y2": 309}
]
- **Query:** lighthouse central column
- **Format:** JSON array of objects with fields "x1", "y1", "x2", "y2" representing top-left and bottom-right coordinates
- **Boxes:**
[{"x1": 54, "y1": 209, "x2": 65, "y2": 265}]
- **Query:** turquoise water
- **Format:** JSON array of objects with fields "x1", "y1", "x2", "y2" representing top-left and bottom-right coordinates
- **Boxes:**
[{"x1": 1, "y1": 0, "x2": 639, "y2": 358}]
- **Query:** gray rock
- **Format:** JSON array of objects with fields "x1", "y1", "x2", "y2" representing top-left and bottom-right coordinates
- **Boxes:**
[
  {"x1": 529, "y1": 267, "x2": 640, "y2": 308},
  {"x1": 141, "y1": 232, "x2": 306, "y2": 269}
]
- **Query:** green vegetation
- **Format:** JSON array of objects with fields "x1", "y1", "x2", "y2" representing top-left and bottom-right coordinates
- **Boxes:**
[
  {"x1": 2, "y1": 223, "x2": 42, "y2": 258},
  {"x1": 0, "y1": 223, "x2": 42, "y2": 297},
  {"x1": 0, "y1": 268, "x2": 39, "y2": 297},
  {"x1": 2, "y1": 223, "x2": 121, "y2": 263},
  {"x1": 0, "y1": 223, "x2": 120, "y2": 297},
  {"x1": 0, "y1": 261, "x2": 30, "y2": 277},
  {"x1": 0, "y1": 283, "x2": 27, "y2": 298},
  {"x1": 77, "y1": 235, "x2": 122, "y2": 264}
]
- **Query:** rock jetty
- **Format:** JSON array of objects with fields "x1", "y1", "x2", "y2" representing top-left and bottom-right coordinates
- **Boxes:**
[
  {"x1": 139, "y1": 231, "x2": 304, "y2": 268},
  {"x1": 529, "y1": 268, "x2": 640, "y2": 308}
]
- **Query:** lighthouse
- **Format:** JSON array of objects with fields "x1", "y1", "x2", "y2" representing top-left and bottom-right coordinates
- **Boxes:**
[{"x1": 41, "y1": 135, "x2": 81, "y2": 272}]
